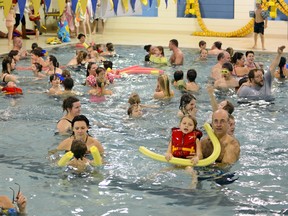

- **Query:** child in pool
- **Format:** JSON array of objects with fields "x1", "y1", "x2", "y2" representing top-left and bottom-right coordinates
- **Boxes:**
[
  {"x1": 48, "y1": 74, "x2": 62, "y2": 95},
  {"x1": 177, "y1": 93, "x2": 197, "y2": 118},
  {"x1": 198, "y1": 49, "x2": 208, "y2": 61},
  {"x1": 101, "y1": 43, "x2": 116, "y2": 56},
  {"x1": 149, "y1": 46, "x2": 167, "y2": 64},
  {"x1": 89, "y1": 67, "x2": 112, "y2": 96},
  {"x1": 186, "y1": 69, "x2": 199, "y2": 92},
  {"x1": 154, "y1": 74, "x2": 174, "y2": 99},
  {"x1": 31, "y1": 62, "x2": 46, "y2": 79},
  {"x1": 198, "y1": 40, "x2": 206, "y2": 51},
  {"x1": 165, "y1": 115, "x2": 203, "y2": 186},
  {"x1": 172, "y1": 70, "x2": 186, "y2": 91},
  {"x1": 128, "y1": 92, "x2": 159, "y2": 108},
  {"x1": 67, "y1": 139, "x2": 92, "y2": 173},
  {"x1": 127, "y1": 104, "x2": 143, "y2": 118}
]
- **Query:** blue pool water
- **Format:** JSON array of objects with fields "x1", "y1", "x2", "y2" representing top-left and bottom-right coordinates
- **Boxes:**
[{"x1": 1, "y1": 45, "x2": 288, "y2": 215}]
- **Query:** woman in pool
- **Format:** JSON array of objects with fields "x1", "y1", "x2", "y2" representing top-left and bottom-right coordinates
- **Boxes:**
[
  {"x1": 56, "y1": 96, "x2": 81, "y2": 134},
  {"x1": 85, "y1": 62, "x2": 98, "y2": 87},
  {"x1": 57, "y1": 115, "x2": 104, "y2": 154},
  {"x1": 1, "y1": 56, "x2": 18, "y2": 86},
  {"x1": 231, "y1": 52, "x2": 249, "y2": 78},
  {"x1": 245, "y1": 51, "x2": 261, "y2": 70},
  {"x1": 274, "y1": 57, "x2": 287, "y2": 79},
  {"x1": 154, "y1": 74, "x2": 174, "y2": 99},
  {"x1": 177, "y1": 93, "x2": 197, "y2": 118},
  {"x1": 45, "y1": 55, "x2": 62, "y2": 76},
  {"x1": 8, "y1": 50, "x2": 21, "y2": 64},
  {"x1": 48, "y1": 74, "x2": 62, "y2": 95}
]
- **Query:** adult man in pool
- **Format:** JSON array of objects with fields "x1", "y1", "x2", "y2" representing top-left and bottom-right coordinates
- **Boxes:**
[
  {"x1": 201, "y1": 109, "x2": 240, "y2": 165},
  {"x1": 237, "y1": 45, "x2": 285, "y2": 101},
  {"x1": 168, "y1": 39, "x2": 184, "y2": 65}
]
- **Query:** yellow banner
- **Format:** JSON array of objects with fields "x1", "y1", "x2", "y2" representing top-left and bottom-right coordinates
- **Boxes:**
[
  {"x1": 3, "y1": 0, "x2": 13, "y2": 18},
  {"x1": 58, "y1": 0, "x2": 66, "y2": 15},
  {"x1": 31, "y1": 0, "x2": 41, "y2": 16},
  {"x1": 80, "y1": 0, "x2": 88, "y2": 15}
]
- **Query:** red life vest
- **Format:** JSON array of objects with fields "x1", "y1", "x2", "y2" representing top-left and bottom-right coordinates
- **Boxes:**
[
  {"x1": 171, "y1": 128, "x2": 202, "y2": 158},
  {"x1": 2, "y1": 87, "x2": 23, "y2": 95}
]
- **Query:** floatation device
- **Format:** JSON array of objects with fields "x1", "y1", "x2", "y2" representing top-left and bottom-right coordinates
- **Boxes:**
[
  {"x1": 185, "y1": 0, "x2": 196, "y2": 15},
  {"x1": 0, "y1": 207, "x2": 17, "y2": 216},
  {"x1": 58, "y1": 151, "x2": 74, "y2": 167},
  {"x1": 46, "y1": 37, "x2": 62, "y2": 45},
  {"x1": 57, "y1": 147, "x2": 102, "y2": 167},
  {"x1": 90, "y1": 146, "x2": 102, "y2": 166},
  {"x1": 75, "y1": 42, "x2": 89, "y2": 48},
  {"x1": 2, "y1": 87, "x2": 23, "y2": 95},
  {"x1": 139, "y1": 123, "x2": 221, "y2": 167},
  {"x1": 118, "y1": 65, "x2": 164, "y2": 75}
]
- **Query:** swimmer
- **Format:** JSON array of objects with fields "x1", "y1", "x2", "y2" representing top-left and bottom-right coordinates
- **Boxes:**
[
  {"x1": 198, "y1": 49, "x2": 208, "y2": 61},
  {"x1": 57, "y1": 115, "x2": 104, "y2": 154},
  {"x1": 231, "y1": 52, "x2": 249, "y2": 78},
  {"x1": 201, "y1": 109, "x2": 240, "y2": 165},
  {"x1": 48, "y1": 74, "x2": 62, "y2": 95},
  {"x1": 154, "y1": 74, "x2": 174, "y2": 99},
  {"x1": 173, "y1": 70, "x2": 186, "y2": 91},
  {"x1": 198, "y1": 40, "x2": 206, "y2": 51},
  {"x1": 127, "y1": 104, "x2": 143, "y2": 118},
  {"x1": 177, "y1": 92, "x2": 197, "y2": 118},
  {"x1": 168, "y1": 39, "x2": 184, "y2": 65},
  {"x1": 274, "y1": 57, "x2": 287, "y2": 79},
  {"x1": 210, "y1": 51, "x2": 231, "y2": 80},
  {"x1": 67, "y1": 139, "x2": 96, "y2": 173},
  {"x1": 208, "y1": 41, "x2": 223, "y2": 55},
  {"x1": 0, "y1": 189, "x2": 27, "y2": 215},
  {"x1": 1, "y1": 56, "x2": 18, "y2": 85},
  {"x1": 128, "y1": 92, "x2": 159, "y2": 108},
  {"x1": 56, "y1": 96, "x2": 81, "y2": 134},
  {"x1": 31, "y1": 62, "x2": 46, "y2": 79},
  {"x1": 214, "y1": 62, "x2": 239, "y2": 90},
  {"x1": 186, "y1": 69, "x2": 199, "y2": 92},
  {"x1": 165, "y1": 115, "x2": 203, "y2": 187},
  {"x1": 149, "y1": 46, "x2": 168, "y2": 64},
  {"x1": 45, "y1": 55, "x2": 62, "y2": 76}
]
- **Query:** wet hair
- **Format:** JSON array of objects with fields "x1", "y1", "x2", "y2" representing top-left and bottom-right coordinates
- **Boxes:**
[
  {"x1": 238, "y1": 76, "x2": 248, "y2": 87},
  {"x1": 33, "y1": 62, "x2": 42, "y2": 72},
  {"x1": 31, "y1": 48, "x2": 42, "y2": 57},
  {"x1": 103, "y1": 61, "x2": 113, "y2": 70},
  {"x1": 77, "y1": 33, "x2": 86, "y2": 40},
  {"x1": 62, "y1": 69, "x2": 71, "y2": 78},
  {"x1": 157, "y1": 46, "x2": 165, "y2": 56},
  {"x1": 31, "y1": 42, "x2": 38, "y2": 50},
  {"x1": 2, "y1": 56, "x2": 13, "y2": 74},
  {"x1": 226, "y1": 47, "x2": 234, "y2": 58},
  {"x1": 106, "y1": 43, "x2": 114, "y2": 52},
  {"x1": 128, "y1": 92, "x2": 141, "y2": 105},
  {"x1": 76, "y1": 51, "x2": 88, "y2": 65},
  {"x1": 186, "y1": 69, "x2": 197, "y2": 82},
  {"x1": 279, "y1": 57, "x2": 287, "y2": 78},
  {"x1": 170, "y1": 39, "x2": 178, "y2": 47},
  {"x1": 71, "y1": 114, "x2": 89, "y2": 128},
  {"x1": 62, "y1": 96, "x2": 80, "y2": 112},
  {"x1": 217, "y1": 52, "x2": 225, "y2": 61},
  {"x1": 179, "y1": 92, "x2": 196, "y2": 111},
  {"x1": 180, "y1": 114, "x2": 197, "y2": 128},
  {"x1": 158, "y1": 74, "x2": 172, "y2": 97},
  {"x1": 198, "y1": 40, "x2": 206, "y2": 47},
  {"x1": 144, "y1": 44, "x2": 152, "y2": 52},
  {"x1": 248, "y1": 68, "x2": 264, "y2": 82},
  {"x1": 231, "y1": 52, "x2": 244, "y2": 64},
  {"x1": 49, "y1": 74, "x2": 59, "y2": 82},
  {"x1": 8, "y1": 50, "x2": 19, "y2": 59},
  {"x1": 127, "y1": 104, "x2": 136, "y2": 116},
  {"x1": 223, "y1": 100, "x2": 234, "y2": 114},
  {"x1": 71, "y1": 139, "x2": 87, "y2": 159},
  {"x1": 222, "y1": 62, "x2": 233, "y2": 72},
  {"x1": 86, "y1": 62, "x2": 97, "y2": 77},
  {"x1": 96, "y1": 67, "x2": 105, "y2": 75},
  {"x1": 214, "y1": 41, "x2": 222, "y2": 49},
  {"x1": 62, "y1": 77, "x2": 74, "y2": 90},
  {"x1": 48, "y1": 55, "x2": 59, "y2": 68},
  {"x1": 245, "y1": 50, "x2": 254, "y2": 57},
  {"x1": 174, "y1": 70, "x2": 184, "y2": 82}
]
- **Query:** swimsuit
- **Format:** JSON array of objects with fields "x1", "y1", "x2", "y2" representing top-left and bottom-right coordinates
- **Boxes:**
[{"x1": 254, "y1": 22, "x2": 265, "y2": 35}]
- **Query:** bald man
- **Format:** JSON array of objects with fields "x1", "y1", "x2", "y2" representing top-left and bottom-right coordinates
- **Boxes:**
[{"x1": 201, "y1": 109, "x2": 240, "y2": 165}]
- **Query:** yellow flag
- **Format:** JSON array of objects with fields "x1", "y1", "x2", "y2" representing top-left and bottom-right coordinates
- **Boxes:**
[
  {"x1": 122, "y1": 0, "x2": 129, "y2": 12},
  {"x1": 58, "y1": 0, "x2": 66, "y2": 15},
  {"x1": 31, "y1": 0, "x2": 41, "y2": 16},
  {"x1": 3, "y1": 0, "x2": 12, "y2": 18},
  {"x1": 80, "y1": 0, "x2": 88, "y2": 14},
  {"x1": 140, "y1": 0, "x2": 148, "y2": 6}
]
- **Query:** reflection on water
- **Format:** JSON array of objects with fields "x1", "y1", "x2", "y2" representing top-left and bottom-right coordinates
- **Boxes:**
[{"x1": 0, "y1": 45, "x2": 287, "y2": 215}]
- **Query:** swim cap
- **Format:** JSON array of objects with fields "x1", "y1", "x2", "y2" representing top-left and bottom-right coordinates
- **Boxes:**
[{"x1": 86, "y1": 75, "x2": 96, "y2": 87}]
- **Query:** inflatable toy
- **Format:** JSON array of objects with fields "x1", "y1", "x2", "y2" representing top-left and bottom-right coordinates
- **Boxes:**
[
  {"x1": 57, "y1": 20, "x2": 71, "y2": 43},
  {"x1": 139, "y1": 123, "x2": 221, "y2": 167},
  {"x1": 118, "y1": 65, "x2": 164, "y2": 75},
  {"x1": 46, "y1": 37, "x2": 62, "y2": 45},
  {"x1": 2, "y1": 87, "x2": 23, "y2": 95}
]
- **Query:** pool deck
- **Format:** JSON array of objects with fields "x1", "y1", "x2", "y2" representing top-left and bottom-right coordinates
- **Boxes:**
[{"x1": 0, "y1": 29, "x2": 287, "y2": 55}]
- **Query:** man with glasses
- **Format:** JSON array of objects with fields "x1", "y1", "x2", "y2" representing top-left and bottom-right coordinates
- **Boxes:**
[{"x1": 237, "y1": 46, "x2": 285, "y2": 101}]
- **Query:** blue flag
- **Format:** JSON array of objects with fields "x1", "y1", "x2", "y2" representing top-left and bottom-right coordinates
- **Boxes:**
[
  {"x1": 18, "y1": 0, "x2": 26, "y2": 20},
  {"x1": 44, "y1": 0, "x2": 51, "y2": 12}
]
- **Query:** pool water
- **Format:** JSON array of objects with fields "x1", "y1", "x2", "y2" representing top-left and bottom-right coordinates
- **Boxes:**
[{"x1": 1, "y1": 45, "x2": 288, "y2": 215}]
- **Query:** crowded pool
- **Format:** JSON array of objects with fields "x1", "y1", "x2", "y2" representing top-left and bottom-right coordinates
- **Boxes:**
[{"x1": 1, "y1": 45, "x2": 288, "y2": 215}]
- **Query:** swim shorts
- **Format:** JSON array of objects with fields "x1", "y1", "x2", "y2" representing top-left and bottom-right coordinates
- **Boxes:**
[{"x1": 254, "y1": 22, "x2": 264, "y2": 35}]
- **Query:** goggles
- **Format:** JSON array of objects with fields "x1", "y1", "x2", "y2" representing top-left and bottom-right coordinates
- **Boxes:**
[{"x1": 221, "y1": 69, "x2": 230, "y2": 74}]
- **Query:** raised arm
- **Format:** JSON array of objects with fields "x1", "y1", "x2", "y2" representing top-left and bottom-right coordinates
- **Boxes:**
[
  {"x1": 206, "y1": 85, "x2": 218, "y2": 112},
  {"x1": 270, "y1": 46, "x2": 285, "y2": 77}
]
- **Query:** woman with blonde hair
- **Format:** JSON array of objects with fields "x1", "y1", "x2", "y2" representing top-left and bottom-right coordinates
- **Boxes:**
[{"x1": 154, "y1": 74, "x2": 174, "y2": 99}]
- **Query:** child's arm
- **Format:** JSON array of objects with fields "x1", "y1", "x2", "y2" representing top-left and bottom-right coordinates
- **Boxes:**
[
  {"x1": 165, "y1": 140, "x2": 173, "y2": 161},
  {"x1": 206, "y1": 85, "x2": 218, "y2": 112}
]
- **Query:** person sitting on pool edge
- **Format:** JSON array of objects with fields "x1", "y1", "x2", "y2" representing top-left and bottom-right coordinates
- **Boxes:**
[
  {"x1": 57, "y1": 115, "x2": 104, "y2": 154},
  {"x1": 201, "y1": 109, "x2": 240, "y2": 166}
]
